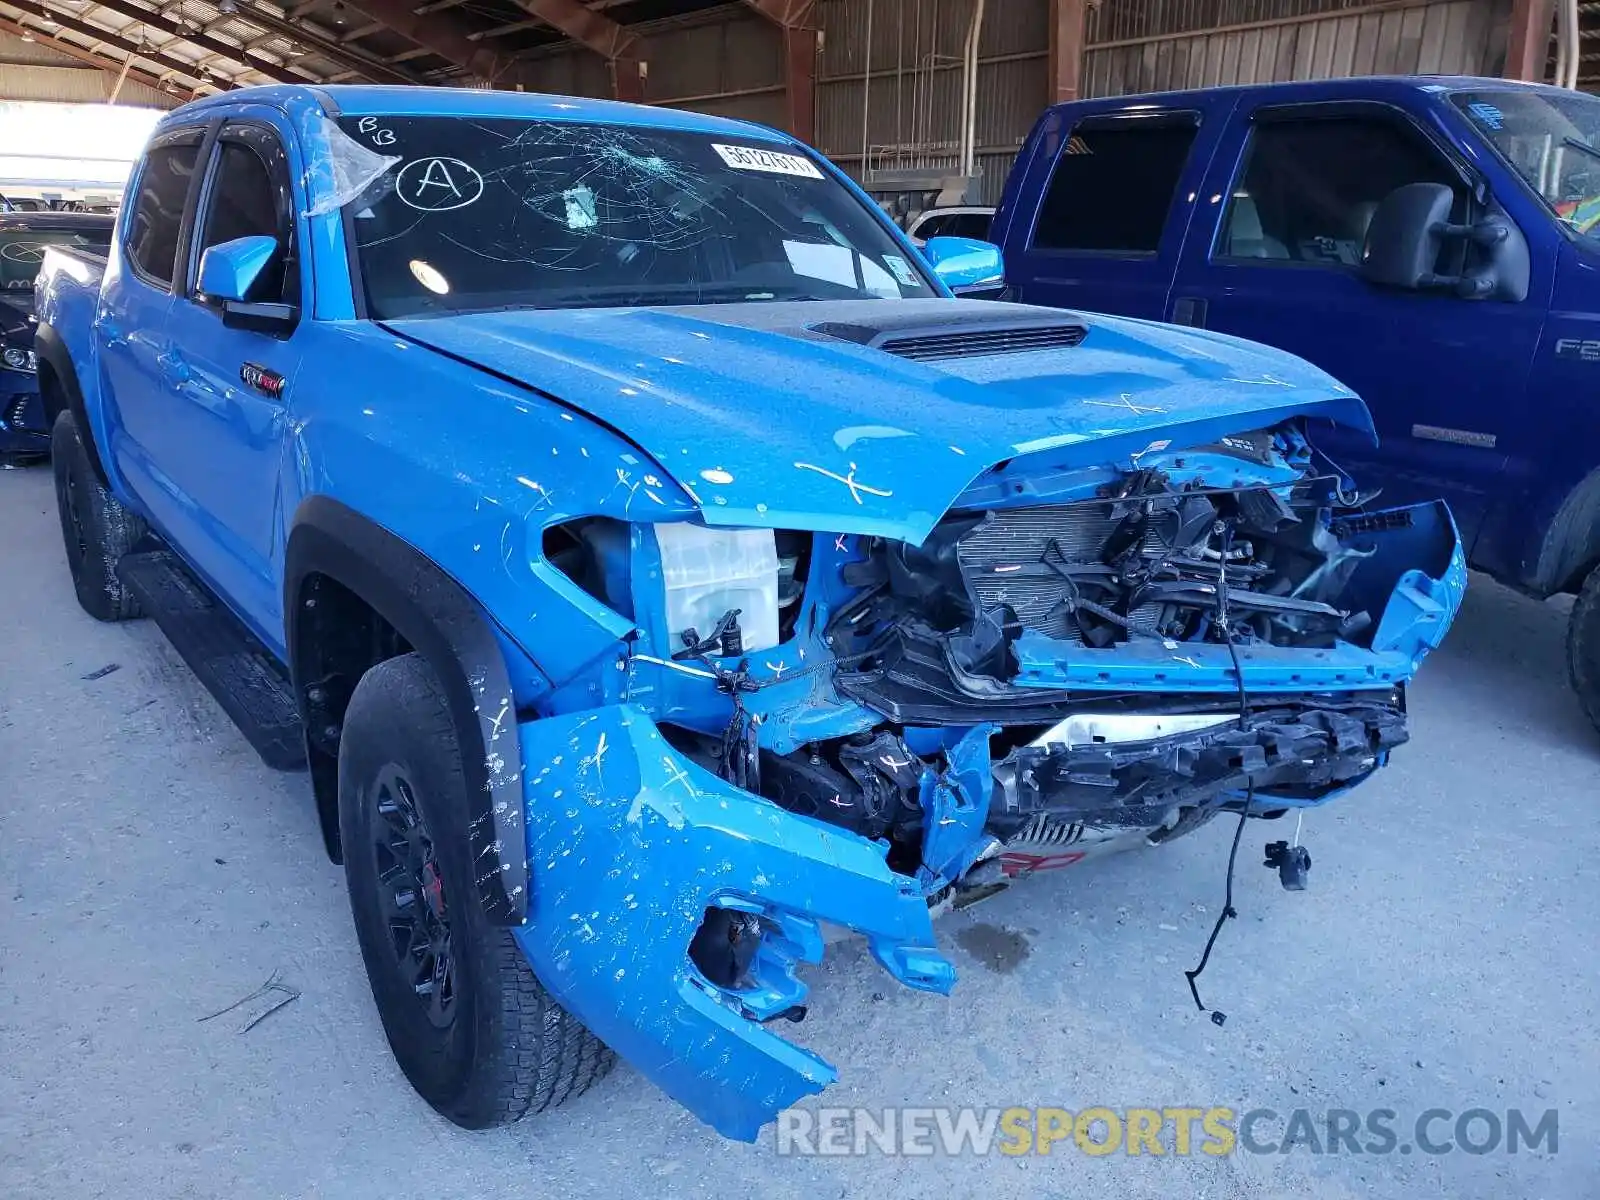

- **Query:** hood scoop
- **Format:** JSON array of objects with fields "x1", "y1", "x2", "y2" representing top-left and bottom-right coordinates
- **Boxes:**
[{"x1": 811, "y1": 310, "x2": 1087, "y2": 363}]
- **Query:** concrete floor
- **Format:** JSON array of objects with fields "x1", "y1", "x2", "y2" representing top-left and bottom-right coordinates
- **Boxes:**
[{"x1": 1, "y1": 462, "x2": 1595, "y2": 1200}]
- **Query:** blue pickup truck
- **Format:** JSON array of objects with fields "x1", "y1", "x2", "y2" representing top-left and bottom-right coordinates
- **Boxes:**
[
  {"x1": 34, "y1": 84, "x2": 1461, "y2": 1140},
  {"x1": 993, "y1": 75, "x2": 1600, "y2": 733}
]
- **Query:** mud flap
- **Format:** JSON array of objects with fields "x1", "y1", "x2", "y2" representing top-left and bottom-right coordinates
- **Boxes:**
[{"x1": 511, "y1": 705, "x2": 955, "y2": 1141}]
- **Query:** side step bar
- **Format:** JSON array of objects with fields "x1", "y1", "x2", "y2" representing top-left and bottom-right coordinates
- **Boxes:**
[{"x1": 117, "y1": 548, "x2": 306, "y2": 770}]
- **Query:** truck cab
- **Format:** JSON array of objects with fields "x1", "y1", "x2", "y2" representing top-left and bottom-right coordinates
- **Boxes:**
[{"x1": 995, "y1": 76, "x2": 1600, "y2": 732}]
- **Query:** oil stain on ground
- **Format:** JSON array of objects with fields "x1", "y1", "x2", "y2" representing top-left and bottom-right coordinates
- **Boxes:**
[{"x1": 955, "y1": 922, "x2": 1032, "y2": 974}]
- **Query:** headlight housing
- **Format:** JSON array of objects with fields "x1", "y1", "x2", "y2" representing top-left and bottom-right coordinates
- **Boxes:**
[{"x1": 2, "y1": 346, "x2": 36, "y2": 372}]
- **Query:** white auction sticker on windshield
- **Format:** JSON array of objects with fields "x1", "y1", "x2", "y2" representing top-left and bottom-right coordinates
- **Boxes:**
[
  {"x1": 712, "y1": 144, "x2": 823, "y2": 179},
  {"x1": 882, "y1": 255, "x2": 918, "y2": 286}
]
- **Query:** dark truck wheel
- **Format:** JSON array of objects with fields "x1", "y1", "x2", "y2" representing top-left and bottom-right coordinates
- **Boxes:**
[
  {"x1": 1568, "y1": 563, "x2": 1600, "y2": 736},
  {"x1": 338, "y1": 652, "x2": 614, "y2": 1128},
  {"x1": 50, "y1": 410, "x2": 145, "y2": 622}
]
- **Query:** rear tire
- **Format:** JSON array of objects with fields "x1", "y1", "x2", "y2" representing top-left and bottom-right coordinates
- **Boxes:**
[
  {"x1": 338, "y1": 652, "x2": 614, "y2": 1128},
  {"x1": 50, "y1": 410, "x2": 145, "y2": 622},
  {"x1": 1567, "y1": 562, "x2": 1600, "y2": 737}
]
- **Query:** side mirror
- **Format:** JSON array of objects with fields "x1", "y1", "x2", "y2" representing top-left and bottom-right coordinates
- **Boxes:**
[
  {"x1": 198, "y1": 234, "x2": 276, "y2": 302},
  {"x1": 923, "y1": 236, "x2": 1005, "y2": 296},
  {"x1": 197, "y1": 234, "x2": 297, "y2": 333},
  {"x1": 1360, "y1": 182, "x2": 1529, "y2": 302}
]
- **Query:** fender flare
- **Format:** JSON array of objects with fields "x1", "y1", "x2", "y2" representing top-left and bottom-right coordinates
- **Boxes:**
[
  {"x1": 1532, "y1": 465, "x2": 1600, "y2": 595},
  {"x1": 33, "y1": 321, "x2": 108, "y2": 485},
  {"x1": 285, "y1": 495, "x2": 528, "y2": 925}
]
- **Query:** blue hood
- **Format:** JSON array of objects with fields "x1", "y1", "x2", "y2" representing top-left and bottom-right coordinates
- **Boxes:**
[{"x1": 388, "y1": 299, "x2": 1373, "y2": 542}]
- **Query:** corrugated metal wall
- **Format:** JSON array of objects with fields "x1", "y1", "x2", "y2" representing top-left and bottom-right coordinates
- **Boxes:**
[
  {"x1": 1083, "y1": 0, "x2": 1507, "y2": 98},
  {"x1": 517, "y1": 6, "x2": 787, "y2": 126},
  {"x1": 0, "y1": 32, "x2": 172, "y2": 106},
  {"x1": 491, "y1": 0, "x2": 1511, "y2": 205},
  {"x1": 813, "y1": 0, "x2": 1048, "y2": 201}
]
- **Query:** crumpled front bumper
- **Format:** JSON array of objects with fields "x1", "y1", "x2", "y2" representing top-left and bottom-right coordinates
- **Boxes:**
[
  {"x1": 508, "y1": 503, "x2": 1469, "y2": 1142},
  {"x1": 511, "y1": 706, "x2": 955, "y2": 1142}
]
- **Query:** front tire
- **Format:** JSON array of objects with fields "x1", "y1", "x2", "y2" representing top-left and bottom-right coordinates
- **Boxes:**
[
  {"x1": 1567, "y1": 562, "x2": 1600, "y2": 737},
  {"x1": 50, "y1": 410, "x2": 145, "y2": 622},
  {"x1": 338, "y1": 652, "x2": 614, "y2": 1128}
]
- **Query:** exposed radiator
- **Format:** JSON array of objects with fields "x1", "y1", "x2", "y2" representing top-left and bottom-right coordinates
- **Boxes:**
[{"x1": 956, "y1": 503, "x2": 1167, "y2": 642}]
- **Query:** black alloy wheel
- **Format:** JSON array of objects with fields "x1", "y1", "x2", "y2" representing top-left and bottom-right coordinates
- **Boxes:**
[{"x1": 370, "y1": 763, "x2": 457, "y2": 1030}]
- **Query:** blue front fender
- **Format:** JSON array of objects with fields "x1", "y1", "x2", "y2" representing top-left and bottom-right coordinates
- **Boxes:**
[{"x1": 511, "y1": 705, "x2": 956, "y2": 1141}]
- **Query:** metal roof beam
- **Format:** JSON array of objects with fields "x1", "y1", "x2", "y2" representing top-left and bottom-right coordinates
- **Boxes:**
[
  {"x1": 79, "y1": 0, "x2": 307, "y2": 81},
  {"x1": 231, "y1": 2, "x2": 417, "y2": 82},
  {"x1": 0, "y1": 9, "x2": 199, "y2": 96},
  {"x1": 509, "y1": 0, "x2": 643, "y2": 99},
  {"x1": 4, "y1": 0, "x2": 211, "y2": 80},
  {"x1": 337, "y1": 0, "x2": 543, "y2": 85},
  {"x1": 511, "y1": 0, "x2": 633, "y2": 57},
  {"x1": 738, "y1": 0, "x2": 813, "y2": 26},
  {"x1": 468, "y1": 14, "x2": 541, "y2": 40}
]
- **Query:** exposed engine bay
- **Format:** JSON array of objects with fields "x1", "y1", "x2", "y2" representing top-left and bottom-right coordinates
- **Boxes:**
[
  {"x1": 516, "y1": 320, "x2": 1466, "y2": 1140},
  {"x1": 547, "y1": 421, "x2": 1458, "y2": 908},
  {"x1": 735, "y1": 427, "x2": 1438, "y2": 892}
]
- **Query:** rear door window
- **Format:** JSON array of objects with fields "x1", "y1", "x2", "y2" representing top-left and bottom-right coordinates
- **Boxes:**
[
  {"x1": 125, "y1": 130, "x2": 204, "y2": 288},
  {"x1": 1031, "y1": 119, "x2": 1200, "y2": 253}
]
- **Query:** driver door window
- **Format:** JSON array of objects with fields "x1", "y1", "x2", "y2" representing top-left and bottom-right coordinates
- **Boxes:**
[
  {"x1": 193, "y1": 128, "x2": 299, "y2": 305},
  {"x1": 1219, "y1": 115, "x2": 1461, "y2": 267}
]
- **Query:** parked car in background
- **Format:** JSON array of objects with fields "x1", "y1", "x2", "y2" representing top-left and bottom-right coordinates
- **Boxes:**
[
  {"x1": 905, "y1": 204, "x2": 995, "y2": 244},
  {"x1": 36, "y1": 84, "x2": 1460, "y2": 1143},
  {"x1": 0, "y1": 210, "x2": 112, "y2": 457},
  {"x1": 994, "y1": 75, "x2": 1600, "y2": 735}
]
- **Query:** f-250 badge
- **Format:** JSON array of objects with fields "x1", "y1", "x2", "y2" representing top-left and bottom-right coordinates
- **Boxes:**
[
  {"x1": 1555, "y1": 337, "x2": 1600, "y2": 362},
  {"x1": 240, "y1": 362, "x2": 286, "y2": 399}
]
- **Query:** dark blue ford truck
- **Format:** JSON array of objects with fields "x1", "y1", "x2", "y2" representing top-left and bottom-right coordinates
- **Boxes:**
[
  {"x1": 993, "y1": 76, "x2": 1600, "y2": 734},
  {"x1": 34, "y1": 84, "x2": 1461, "y2": 1140}
]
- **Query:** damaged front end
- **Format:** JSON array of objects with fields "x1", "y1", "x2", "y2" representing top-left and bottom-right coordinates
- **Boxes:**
[{"x1": 513, "y1": 419, "x2": 1463, "y2": 1141}]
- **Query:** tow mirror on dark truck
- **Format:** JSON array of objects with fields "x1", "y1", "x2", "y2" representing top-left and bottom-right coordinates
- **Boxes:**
[
  {"x1": 197, "y1": 233, "x2": 297, "y2": 334},
  {"x1": 1359, "y1": 180, "x2": 1530, "y2": 302}
]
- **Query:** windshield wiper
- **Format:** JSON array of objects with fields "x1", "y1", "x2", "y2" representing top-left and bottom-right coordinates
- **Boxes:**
[{"x1": 1563, "y1": 136, "x2": 1600, "y2": 166}]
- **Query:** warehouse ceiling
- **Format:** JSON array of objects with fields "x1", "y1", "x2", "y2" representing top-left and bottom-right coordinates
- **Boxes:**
[{"x1": 0, "y1": 0, "x2": 737, "y2": 104}]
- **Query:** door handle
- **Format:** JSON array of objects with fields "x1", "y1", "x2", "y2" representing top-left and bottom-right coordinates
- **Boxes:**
[{"x1": 158, "y1": 350, "x2": 192, "y2": 385}]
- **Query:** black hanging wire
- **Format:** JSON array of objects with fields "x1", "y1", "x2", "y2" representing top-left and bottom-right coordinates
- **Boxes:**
[
  {"x1": 1185, "y1": 793, "x2": 1251, "y2": 1026},
  {"x1": 1215, "y1": 521, "x2": 1251, "y2": 731},
  {"x1": 717, "y1": 662, "x2": 761, "y2": 792}
]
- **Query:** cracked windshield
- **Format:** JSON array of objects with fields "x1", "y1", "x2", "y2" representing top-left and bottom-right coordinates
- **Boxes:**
[
  {"x1": 336, "y1": 116, "x2": 935, "y2": 318},
  {"x1": 1453, "y1": 87, "x2": 1600, "y2": 238}
]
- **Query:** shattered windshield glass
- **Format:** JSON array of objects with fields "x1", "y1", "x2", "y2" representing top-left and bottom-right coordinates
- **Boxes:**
[
  {"x1": 1452, "y1": 88, "x2": 1600, "y2": 239},
  {"x1": 333, "y1": 116, "x2": 936, "y2": 318}
]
